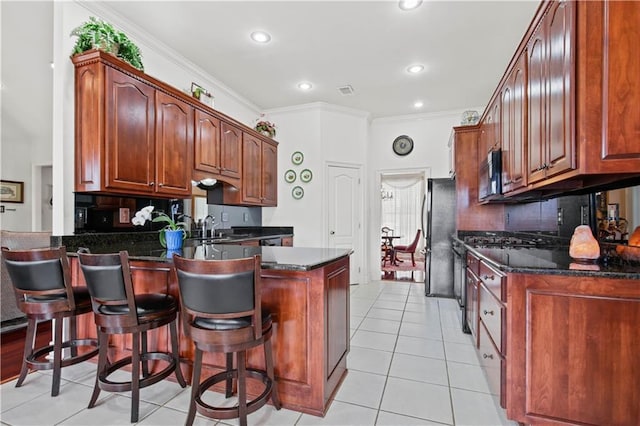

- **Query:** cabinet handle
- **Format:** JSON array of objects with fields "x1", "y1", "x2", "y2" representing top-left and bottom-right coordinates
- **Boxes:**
[
  {"x1": 534, "y1": 163, "x2": 548, "y2": 172},
  {"x1": 149, "y1": 182, "x2": 155, "y2": 186},
  {"x1": 158, "y1": 183, "x2": 163, "y2": 187},
  {"x1": 503, "y1": 180, "x2": 512, "y2": 185},
  {"x1": 483, "y1": 309, "x2": 494, "y2": 316},
  {"x1": 483, "y1": 353, "x2": 494, "y2": 359},
  {"x1": 482, "y1": 274, "x2": 494, "y2": 280}
]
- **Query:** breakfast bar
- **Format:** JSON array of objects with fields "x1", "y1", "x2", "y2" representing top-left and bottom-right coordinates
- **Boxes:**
[{"x1": 60, "y1": 236, "x2": 352, "y2": 417}]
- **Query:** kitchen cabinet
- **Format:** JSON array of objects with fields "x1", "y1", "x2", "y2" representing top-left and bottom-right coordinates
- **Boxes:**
[
  {"x1": 500, "y1": 52, "x2": 527, "y2": 194},
  {"x1": 224, "y1": 133, "x2": 277, "y2": 206},
  {"x1": 73, "y1": 50, "x2": 192, "y2": 198},
  {"x1": 527, "y1": 0, "x2": 575, "y2": 185},
  {"x1": 193, "y1": 109, "x2": 241, "y2": 185},
  {"x1": 507, "y1": 272, "x2": 640, "y2": 425}
]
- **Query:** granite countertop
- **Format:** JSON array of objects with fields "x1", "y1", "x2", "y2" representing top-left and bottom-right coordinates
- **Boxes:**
[
  {"x1": 464, "y1": 244, "x2": 640, "y2": 280},
  {"x1": 53, "y1": 231, "x2": 350, "y2": 272}
]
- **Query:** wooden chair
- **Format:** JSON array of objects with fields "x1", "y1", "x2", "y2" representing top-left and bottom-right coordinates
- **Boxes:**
[
  {"x1": 392, "y1": 230, "x2": 422, "y2": 266},
  {"x1": 77, "y1": 250, "x2": 186, "y2": 423},
  {"x1": 1, "y1": 246, "x2": 98, "y2": 396},
  {"x1": 173, "y1": 254, "x2": 281, "y2": 426}
]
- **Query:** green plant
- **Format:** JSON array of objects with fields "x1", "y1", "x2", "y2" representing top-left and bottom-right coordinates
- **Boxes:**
[
  {"x1": 71, "y1": 16, "x2": 144, "y2": 70},
  {"x1": 131, "y1": 206, "x2": 190, "y2": 247},
  {"x1": 255, "y1": 119, "x2": 276, "y2": 138}
]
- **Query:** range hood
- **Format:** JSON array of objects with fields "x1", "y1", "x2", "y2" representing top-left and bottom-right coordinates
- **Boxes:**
[{"x1": 191, "y1": 178, "x2": 218, "y2": 190}]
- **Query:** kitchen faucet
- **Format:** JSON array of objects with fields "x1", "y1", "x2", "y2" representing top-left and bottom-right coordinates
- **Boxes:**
[{"x1": 202, "y1": 215, "x2": 214, "y2": 238}]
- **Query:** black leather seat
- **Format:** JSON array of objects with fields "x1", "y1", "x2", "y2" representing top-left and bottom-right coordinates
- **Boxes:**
[
  {"x1": 173, "y1": 254, "x2": 281, "y2": 426},
  {"x1": 77, "y1": 250, "x2": 186, "y2": 423},
  {"x1": 1, "y1": 246, "x2": 98, "y2": 396}
]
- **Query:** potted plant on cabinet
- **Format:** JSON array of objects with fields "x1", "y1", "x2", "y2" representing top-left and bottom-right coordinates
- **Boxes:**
[
  {"x1": 70, "y1": 16, "x2": 144, "y2": 70},
  {"x1": 132, "y1": 206, "x2": 190, "y2": 250}
]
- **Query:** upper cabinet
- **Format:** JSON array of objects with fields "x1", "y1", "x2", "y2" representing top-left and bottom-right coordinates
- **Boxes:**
[
  {"x1": 224, "y1": 133, "x2": 278, "y2": 206},
  {"x1": 73, "y1": 50, "x2": 278, "y2": 204},
  {"x1": 474, "y1": 0, "x2": 640, "y2": 201},
  {"x1": 527, "y1": 0, "x2": 575, "y2": 185}
]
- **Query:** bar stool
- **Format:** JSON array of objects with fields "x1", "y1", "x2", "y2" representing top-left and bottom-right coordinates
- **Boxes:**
[
  {"x1": 173, "y1": 254, "x2": 281, "y2": 426},
  {"x1": 77, "y1": 250, "x2": 186, "y2": 422},
  {"x1": 1, "y1": 246, "x2": 99, "y2": 396}
]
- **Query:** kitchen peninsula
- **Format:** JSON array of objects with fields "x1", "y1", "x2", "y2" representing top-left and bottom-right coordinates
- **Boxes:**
[{"x1": 56, "y1": 234, "x2": 351, "y2": 417}]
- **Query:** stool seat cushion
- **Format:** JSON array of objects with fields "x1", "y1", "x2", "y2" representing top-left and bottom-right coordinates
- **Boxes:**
[
  {"x1": 25, "y1": 286, "x2": 91, "y2": 309},
  {"x1": 98, "y1": 293, "x2": 177, "y2": 316},
  {"x1": 194, "y1": 311, "x2": 272, "y2": 331}
]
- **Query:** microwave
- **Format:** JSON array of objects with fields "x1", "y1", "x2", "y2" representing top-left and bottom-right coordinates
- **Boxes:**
[{"x1": 479, "y1": 150, "x2": 502, "y2": 200}]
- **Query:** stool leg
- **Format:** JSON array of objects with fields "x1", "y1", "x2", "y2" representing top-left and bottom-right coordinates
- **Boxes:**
[
  {"x1": 237, "y1": 351, "x2": 247, "y2": 426},
  {"x1": 69, "y1": 316, "x2": 78, "y2": 358},
  {"x1": 51, "y1": 317, "x2": 64, "y2": 396},
  {"x1": 169, "y1": 319, "x2": 186, "y2": 387},
  {"x1": 16, "y1": 318, "x2": 37, "y2": 388},
  {"x1": 88, "y1": 331, "x2": 108, "y2": 408},
  {"x1": 225, "y1": 352, "x2": 233, "y2": 398},
  {"x1": 131, "y1": 332, "x2": 140, "y2": 423},
  {"x1": 186, "y1": 348, "x2": 203, "y2": 426},
  {"x1": 264, "y1": 339, "x2": 281, "y2": 409},
  {"x1": 141, "y1": 330, "x2": 149, "y2": 378}
]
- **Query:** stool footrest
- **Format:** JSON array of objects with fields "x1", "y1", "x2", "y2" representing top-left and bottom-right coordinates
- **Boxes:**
[
  {"x1": 195, "y1": 368, "x2": 273, "y2": 419},
  {"x1": 25, "y1": 338, "x2": 99, "y2": 371},
  {"x1": 98, "y1": 351, "x2": 177, "y2": 393}
]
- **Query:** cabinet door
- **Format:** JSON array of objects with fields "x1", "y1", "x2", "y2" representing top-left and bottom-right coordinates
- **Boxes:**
[
  {"x1": 155, "y1": 91, "x2": 193, "y2": 197},
  {"x1": 261, "y1": 140, "x2": 278, "y2": 206},
  {"x1": 527, "y1": 25, "x2": 547, "y2": 185},
  {"x1": 220, "y1": 121, "x2": 242, "y2": 179},
  {"x1": 502, "y1": 53, "x2": 527, "y2": 194},
  {"x1": 241, "y1": 133, "x2": 262, "y2": 204},
  {"x1": 105, "y1": 68, "x2": 155, "y2": 193},
  {"x1": 194, "y1": 109, "x2": 221, "y2": 174},
  {"x1": 545, "y1": 0, "x2": 575, "y2": 178}
]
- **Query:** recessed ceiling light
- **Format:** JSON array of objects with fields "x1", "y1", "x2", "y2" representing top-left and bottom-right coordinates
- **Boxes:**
[
  {"x1": 298, "y1": 82, "x2": 313, "y2": 91},
  {"x1": 250, "y1": 31, "x2": 271, "y2": 43},
  {"x1": 414, "y1": 101, "x2": 424, "y2": 108},
  {"x1": 399, "y1": 0, "x2": 423, "y2": 11},
  {"x1": 407, "y1": 64, "x2": 425, "y2": 74}
]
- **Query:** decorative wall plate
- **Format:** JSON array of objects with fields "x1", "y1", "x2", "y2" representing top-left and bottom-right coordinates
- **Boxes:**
[
  {"x1": 284, "y1": 169, "x2": 296, "y2": 183},
  {"x1": 292, "y1": 186, "x2": 304, "y2": 200},
  {"x1": 291, "y1": 151, "x2": 304, "y2": 165},
  {"x1": 300, "y1": 169, "x2": 313, "y2": 183}
]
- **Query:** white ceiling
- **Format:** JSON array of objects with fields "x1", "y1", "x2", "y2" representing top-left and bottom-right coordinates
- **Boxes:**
[{"x1": 96, "y1": 0, "x2": 540, "y2": 119}]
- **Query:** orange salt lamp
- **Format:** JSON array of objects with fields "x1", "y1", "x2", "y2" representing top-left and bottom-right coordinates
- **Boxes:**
[{"x1": 569, "y1": 225, "x2": 600, "y2": 261}]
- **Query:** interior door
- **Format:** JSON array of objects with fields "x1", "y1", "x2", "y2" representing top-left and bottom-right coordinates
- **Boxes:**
[{"x1": 327, "y1": 164, "x2": 362, "y2": 285}]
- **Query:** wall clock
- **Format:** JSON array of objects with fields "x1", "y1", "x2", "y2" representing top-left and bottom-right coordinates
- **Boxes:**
[{"x1": 392, "y1": 135, "x2": 414, "y2": 156}]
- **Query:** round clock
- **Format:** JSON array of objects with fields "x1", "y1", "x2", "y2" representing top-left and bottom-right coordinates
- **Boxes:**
[{"x1": 392, "y1": 135, "x2": 414, "y2": 156}]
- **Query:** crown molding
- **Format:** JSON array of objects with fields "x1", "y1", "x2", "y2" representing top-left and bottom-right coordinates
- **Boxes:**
[
  {"x1": 264, "y1": 101, "x2": 370, "y2": 119},
  {"x1": 372, "y1": 106, "x2": 485, "y2": 124}
]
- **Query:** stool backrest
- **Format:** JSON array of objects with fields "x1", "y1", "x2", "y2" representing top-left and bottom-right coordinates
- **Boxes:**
[
  {"x1": 77, "y1": 251, "x2": 138, "y2": 327},
  {"x1": 173, "y1": 255, "x2": 262, "y2": 339},
  {"x1": 1, "y1": 246, "x2": 75, "y2": 313}
]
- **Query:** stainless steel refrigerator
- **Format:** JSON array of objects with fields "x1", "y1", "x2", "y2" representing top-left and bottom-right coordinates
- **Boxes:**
[{"x1": 422, "y1": 178, "x2": 456, "y2": 297}]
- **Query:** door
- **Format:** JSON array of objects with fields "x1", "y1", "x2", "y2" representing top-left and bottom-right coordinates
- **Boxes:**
[{"x1": 327, "y1": 164, "x2": 362, "y2": 285}]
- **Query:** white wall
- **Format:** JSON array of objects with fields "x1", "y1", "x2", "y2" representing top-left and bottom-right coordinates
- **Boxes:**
[
  {"x1": 261, "y1": 102, "x2": 369, "y2": 249},
  {"x1": 49, "y1": 2, "x2": 265, "y2": 234},
  {"x1": 365, "y1": 109, "x2": 478, "y2": 281}
]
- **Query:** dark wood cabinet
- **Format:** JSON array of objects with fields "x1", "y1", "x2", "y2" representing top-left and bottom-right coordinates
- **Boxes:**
[
  {"x1": 193, "y1": 109, "x2": 242, "y2": 186},
  {"x1": 224, "y1": 133, "x2": 277, "y2": 206},
  {"x1": 527, "y1": 0, "x2": 575, "y2": 185},
  {"x1": 507, "y1": 272, "x2": 640, "y2": 425},
  {"x1": 74, "y1": 51, "x2": 192, "y2": 198},
  {"x1": 501, "y1": 53, "x2": 527, "y2": 194}
]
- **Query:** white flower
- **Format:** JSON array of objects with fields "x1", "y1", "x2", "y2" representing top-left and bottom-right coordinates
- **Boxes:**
[{"x1": 131, "y1": 206, "x2": 155, "y2": 226}]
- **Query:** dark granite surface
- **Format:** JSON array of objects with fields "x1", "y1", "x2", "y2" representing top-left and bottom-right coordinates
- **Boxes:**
[
  {"x1": 52, "y1": 230, "x2": 349, "y2": 271},
  {"x1": 455, "y1": 234, "x2": 640, "y2": 279}
]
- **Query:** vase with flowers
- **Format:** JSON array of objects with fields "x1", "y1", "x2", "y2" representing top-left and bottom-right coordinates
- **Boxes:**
[
  {"x1": 131, "y1": 206, "x2": 190, "y2": 250},
  {"x1": 254, "y1": 116, "x2": 277, "y2": 138}
]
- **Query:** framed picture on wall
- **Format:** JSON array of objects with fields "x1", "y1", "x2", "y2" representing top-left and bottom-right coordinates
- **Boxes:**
[{"x1": 0, "y1": 180, "x2": 24, "y2": 203}]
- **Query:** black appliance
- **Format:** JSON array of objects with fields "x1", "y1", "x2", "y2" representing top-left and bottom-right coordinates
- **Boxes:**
[
  {"x1": 479, "y1": 149, "x2": 502, "y2": 200},
  {"x1": 423, "y1": 178, "x2": 456, "y2": 297}
]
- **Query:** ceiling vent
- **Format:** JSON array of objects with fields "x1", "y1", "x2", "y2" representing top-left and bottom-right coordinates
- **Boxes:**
[{"x1": 337, "y1": 85, "x2": 354, "y2": 96}]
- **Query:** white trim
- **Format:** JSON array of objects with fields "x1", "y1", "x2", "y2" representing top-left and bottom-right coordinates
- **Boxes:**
[
  {"x1": 265, "y1": 101, "x2": 370, "y2": 119},
  {"x1": 372, "y1": 106, "x2": 485, "y2": 124}
]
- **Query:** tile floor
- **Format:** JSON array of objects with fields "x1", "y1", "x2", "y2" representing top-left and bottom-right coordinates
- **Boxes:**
[{"x1": 0, "y1": 280, "x2": 515, "y2": 425}]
